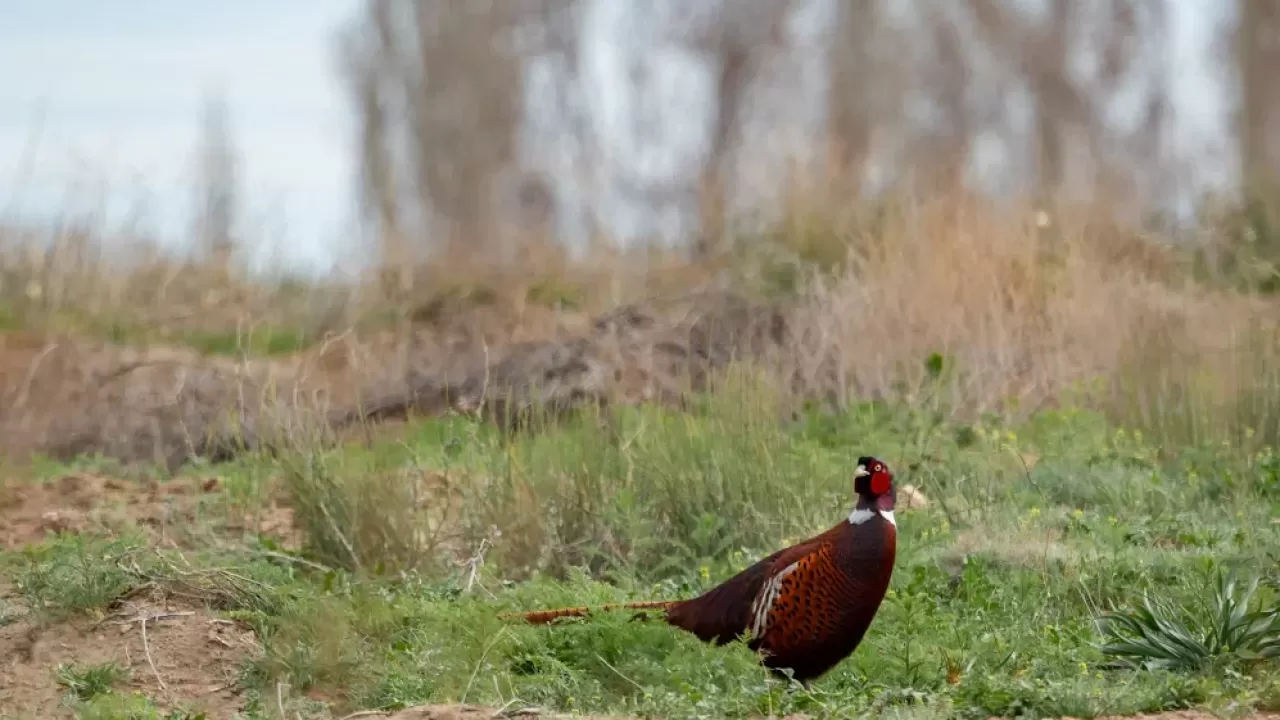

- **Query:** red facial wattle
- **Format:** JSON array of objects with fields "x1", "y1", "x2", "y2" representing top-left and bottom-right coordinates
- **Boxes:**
[{"x1": 869, "y1": 470, "x2": 891, "y2": 496}]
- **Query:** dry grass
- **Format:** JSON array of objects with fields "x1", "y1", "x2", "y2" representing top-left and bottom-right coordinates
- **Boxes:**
[
  {"x1": 779, "y1": 191, "x2": 1277, "y2": 428},
  {"x1": 1, "y1": 184, "x2": 1279, "y2": 469}
]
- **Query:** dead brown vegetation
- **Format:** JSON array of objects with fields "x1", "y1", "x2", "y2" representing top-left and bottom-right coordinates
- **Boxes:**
[
  {"x1": 0, "y1": 330, "x2": 308, "y2": 471},
  {"x1": 1, "y1": 191, "x2": 1278, "y2": 472}
]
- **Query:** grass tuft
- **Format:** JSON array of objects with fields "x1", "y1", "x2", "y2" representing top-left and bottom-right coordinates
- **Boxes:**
[
  {"x1": 55, "y1": 661, "x2": 131, "y2": 702},
  {"x1": 11, "y1": 533, "x2": 144, "y2": 622}
]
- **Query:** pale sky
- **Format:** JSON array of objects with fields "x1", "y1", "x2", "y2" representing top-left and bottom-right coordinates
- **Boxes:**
[
  {"x1": 0, "y1": 1, "x2": 1233, "y2": 276},
  {"x1": 0, "y1": 0, "x2": 359, "y2": 274}
]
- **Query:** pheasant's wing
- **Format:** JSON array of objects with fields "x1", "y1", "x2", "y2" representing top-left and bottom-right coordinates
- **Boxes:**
[
  {"x1": 664, "y1": 528, "x2": 839, "y2": 646},
  {"x1": 662, "y1": 547, "x2": 786, "y2": 644},
  {"x1": 746, "y1": 536, "x2": 837, "y2": 640}
]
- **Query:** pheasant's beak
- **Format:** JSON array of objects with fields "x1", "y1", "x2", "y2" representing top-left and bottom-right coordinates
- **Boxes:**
[{"x1": 853, "y1": 465, "x2": 869, "y2": 478}]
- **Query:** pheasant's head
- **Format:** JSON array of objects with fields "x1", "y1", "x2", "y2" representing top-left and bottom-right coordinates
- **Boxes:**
[{"x1": 849, "y1": 456, "x2": 896, "y2": 526}]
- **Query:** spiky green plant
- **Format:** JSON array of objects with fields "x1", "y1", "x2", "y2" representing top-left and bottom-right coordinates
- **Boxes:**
[{"x1": 1098, "y1": 571, "x2": 1280, "y2": 672}]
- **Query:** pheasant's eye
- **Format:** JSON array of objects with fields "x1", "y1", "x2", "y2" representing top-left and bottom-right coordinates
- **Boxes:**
[{"x1": 869, "y1": 466, "x2": 891, "y2": 494}]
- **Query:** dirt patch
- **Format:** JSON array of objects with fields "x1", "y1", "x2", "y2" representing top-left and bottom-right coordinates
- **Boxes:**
[
  {"x1": 0, "y1": 589, "x2": 258, "y2": 718},
  {"x1": 0, "y1": 471, "x2": 294, "y2": 717},
  {"x1": 0, "y1": 290, "x2": 794, "y2": 470},
  {"x1": 349, "y1": 707, "x2": 1280, "y2": 720},
  {"x1": 0, "y1": 471, "x2": 299, "y2": 552},
  {"x1": 346, "y1": 291, "x2": 791, "y2": 432},
  {"x1": 0, "y1": 330, "x2": 315, "y2": 472}
]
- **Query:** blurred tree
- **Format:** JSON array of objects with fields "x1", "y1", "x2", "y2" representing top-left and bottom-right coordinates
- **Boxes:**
[
  {"x1": 693, "y1": 0, "x2": 794, "y2": 258},
  {"x1": 1200, "y1": 0, "x2": 1280, "y2": 293},
  {"x1": 963, "y1": 0, "x2": 1169, "y2": 209},
  {"x1": 407, "y1": 1, "x2": 524, "y2": 256},
  {"x1": 1237, "y1": 0, "x2": 1280, "y2": 214},
  {"x1": 340, "y1": 0, "x2": 408, "y2": 301},
  {"x1": 826, "y1": 0, "x2": 881, "y2": 187},
  {"x1": 192, "y1": 88, "x2": 239, "y2": 278},
  {"x1": 337, "y1": 0, "x2": 1192, "y2": 264},
  {"x1": 342, "y1": 0, "x2": 546, "y2": 276}
]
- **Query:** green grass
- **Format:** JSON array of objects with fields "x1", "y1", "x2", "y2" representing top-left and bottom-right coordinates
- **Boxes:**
[
  {"x1": 65, "y1": 690, "x2": 207, "y2": 720},
  {"x1": 0, "y1": 298, "x2": 314, "y2": 357},
  {"x1": 9, "y1": 533, "x2": 144, "y2": 623},
  {"x1": 169, "y1": 325, "x2": 311, "y2": 357},
  {"x1": 52, "y1": 660, "x2": 209, "y2": 720},
  {"x1": 5, "y1": 375, "x2": 1280, "y2": 719},
  {"x1": 49, "y1": 653, "x2": 208, "y2": 719},
  {"x1": 56, "y1": 661, "x2": 131, "y2": 702}
]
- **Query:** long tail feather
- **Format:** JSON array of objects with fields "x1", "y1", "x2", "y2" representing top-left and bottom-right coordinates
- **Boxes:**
[{"x1": 500, "y1": 599, "x2": 679, "y2": 625}]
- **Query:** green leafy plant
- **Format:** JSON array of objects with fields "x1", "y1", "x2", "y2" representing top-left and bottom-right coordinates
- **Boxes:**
[{"x1": 1098, "y1": 571, "x2": 1280, "y2": 672}]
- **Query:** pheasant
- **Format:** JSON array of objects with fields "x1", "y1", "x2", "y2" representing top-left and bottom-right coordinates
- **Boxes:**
[{"x1": 502, "y1": 456, "x2": 898, "y2": 684}]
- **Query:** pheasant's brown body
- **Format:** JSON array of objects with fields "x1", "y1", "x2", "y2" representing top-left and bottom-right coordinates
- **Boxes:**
[
  {"x1": 504, "y1": 456, "x2": 898, "y2": 683},
  {"x1": 665, "y1": 512, "x2": 895, "y2": 682}
]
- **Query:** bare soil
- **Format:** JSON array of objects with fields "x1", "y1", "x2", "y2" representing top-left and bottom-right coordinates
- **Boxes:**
[
  {"x1": 0, "y1": 588, "x2": 258, "y2": 718},
  {"x1": 0, "y1": 291, "x2": 792, "y2": 471},
  {"x1": 0, "y1": 471, "x2": 298, "y2": 718},
  {"x1": 0, "y1": 470, "x2": 298, "y2": 552}
]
